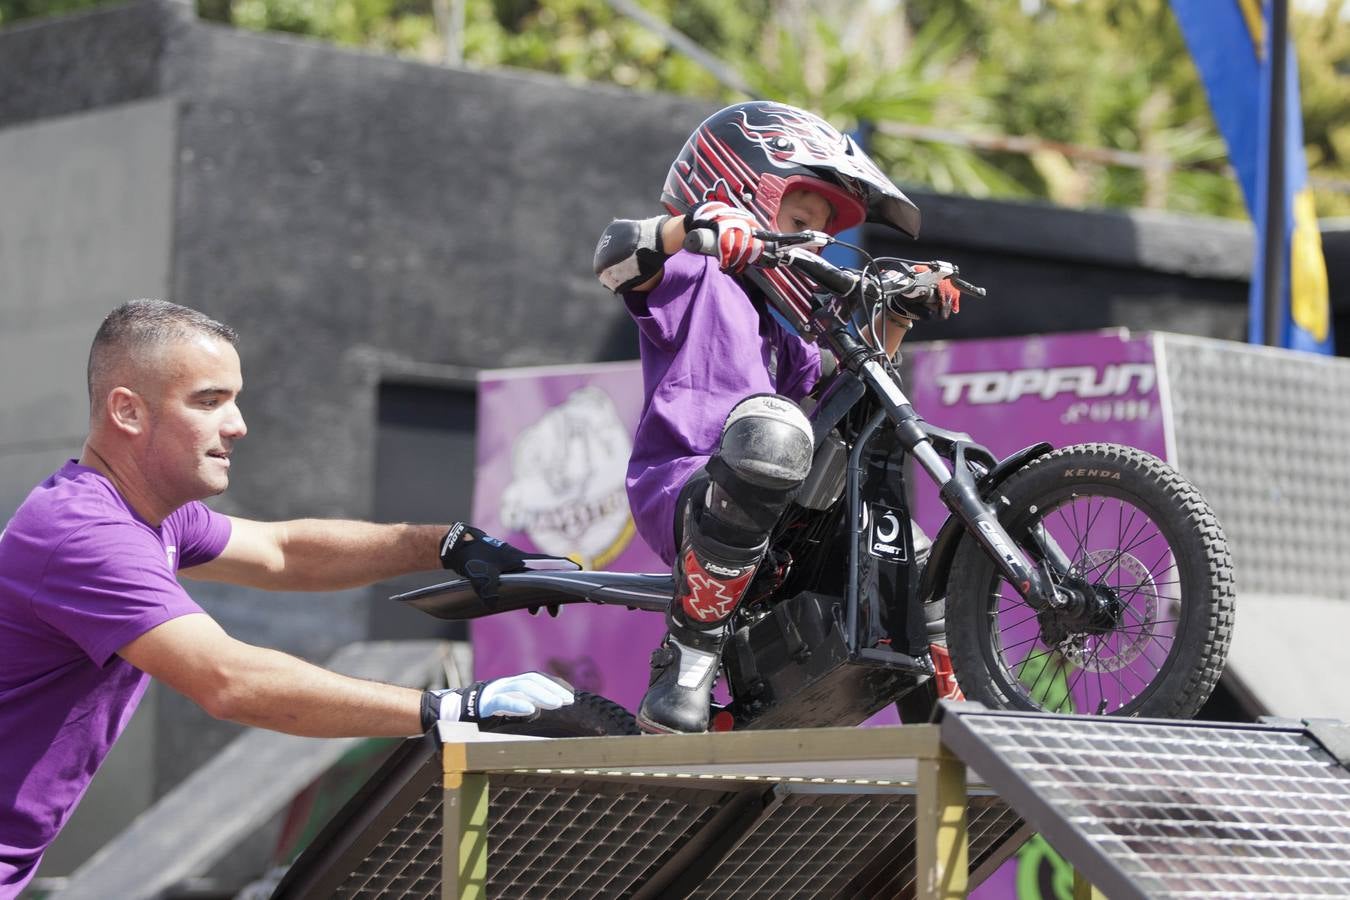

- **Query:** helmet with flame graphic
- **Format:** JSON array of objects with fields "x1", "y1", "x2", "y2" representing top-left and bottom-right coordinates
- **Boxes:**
[{"x1": 661, "y1": 101, "x2": 920, "y2": 330}]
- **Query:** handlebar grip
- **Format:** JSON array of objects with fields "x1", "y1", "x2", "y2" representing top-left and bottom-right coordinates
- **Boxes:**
[
  {"x1": 785, "y1": 251, "x2": 859, "y2": 298},
  {"x1": 683, "y1": 228, "x2": 719, "y2": 257}
]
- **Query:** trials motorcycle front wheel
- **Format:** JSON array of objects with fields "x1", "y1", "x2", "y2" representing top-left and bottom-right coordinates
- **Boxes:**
[{"x1": 946, "y1": 443, "x2": 1235, "y2": 719}]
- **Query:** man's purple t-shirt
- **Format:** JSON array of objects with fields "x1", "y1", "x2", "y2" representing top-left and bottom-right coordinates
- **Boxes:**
[
  {"x1": 624, "y1": 251, "x2": 820, "y2": 564},
  {"x1": 0, "y1": 461, "x2": 231, "y2": 896}
]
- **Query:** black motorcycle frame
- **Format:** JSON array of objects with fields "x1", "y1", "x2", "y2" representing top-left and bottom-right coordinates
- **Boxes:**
[{"x1": 397, "y1": 233, "x2": 1113, "y2": 730}]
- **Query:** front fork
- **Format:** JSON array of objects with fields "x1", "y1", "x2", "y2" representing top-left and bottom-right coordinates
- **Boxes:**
[{"x1": 857, "y1": 360, "x2": 1071, "y2": 615}]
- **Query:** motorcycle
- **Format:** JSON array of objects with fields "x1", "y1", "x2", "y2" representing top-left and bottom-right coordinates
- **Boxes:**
[{"x1": 395, "y1": 229, "x2": 1235, "y2": 735}]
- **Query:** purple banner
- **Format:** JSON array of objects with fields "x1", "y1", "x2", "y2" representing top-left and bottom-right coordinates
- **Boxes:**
[
  {"x1": 470, "y1": 362, "x2": 667, "y2": 712},
  {"x1": 905, "y1": 329, "x2": 1168, "y2": 537}
]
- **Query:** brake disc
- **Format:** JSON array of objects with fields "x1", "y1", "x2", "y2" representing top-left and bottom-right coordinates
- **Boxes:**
[{"x1": 1058, "y1": 548, "x2": 1159, "y2": 673}]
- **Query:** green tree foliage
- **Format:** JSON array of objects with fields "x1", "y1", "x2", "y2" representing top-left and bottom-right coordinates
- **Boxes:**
[
  {"x1": 461, "y1": 0, "x2": 772, "y2": 95},
  {"x1": 741, "y1": 3, "x2": 1030, "y2": 200},
  {"x1": 0, "y1": 0, "x2": 104, "y2": 24},
  {"x1": 208, "y1": 0, "x2": 439, "y2": 53},
  {"x1": 950, "y1": 0, "x2": 1244, "y2": 214},
  {"x1": 3, "y1": 0, "x2": 1346, "y2": 217},
  {"x1": 1294, "y1": 0, "x2": 1350, "y2": 216}
]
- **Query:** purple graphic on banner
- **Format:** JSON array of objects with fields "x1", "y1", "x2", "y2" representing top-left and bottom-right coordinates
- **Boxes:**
[
  {"x1": 471, "y1": 362, "x2": 668, "y2": 713},
  {"x1": 906, "y1": 329, "x2": 1167, "y2": 537}
]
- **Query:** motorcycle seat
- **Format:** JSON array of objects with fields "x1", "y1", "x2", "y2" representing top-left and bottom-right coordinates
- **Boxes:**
[{"x1": 391, "y1": 570, "x2": 673, "y2": 620}]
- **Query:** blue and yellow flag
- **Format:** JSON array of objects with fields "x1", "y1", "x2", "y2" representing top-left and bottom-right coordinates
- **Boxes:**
[{"x1": 1170, "y1": 0, "x2": 1332, "y2": 353}]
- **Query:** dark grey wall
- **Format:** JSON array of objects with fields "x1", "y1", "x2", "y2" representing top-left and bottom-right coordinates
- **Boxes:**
[
  {"x1": 881, "y1": 190, "x2": 1258, "y2": 344},
  {"x1": 9, "y1": 2, "x2": 1346, "y2": 536},
  {"x1": 0, "y1": 0, "x2": 187, "y2": 127},
  {"x1": 162, "y1": 16, "x2": 711, "y2": 527}
]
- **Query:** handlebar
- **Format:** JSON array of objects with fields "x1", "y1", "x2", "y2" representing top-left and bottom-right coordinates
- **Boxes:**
[
  {"x1": 680, "y1": 227, "x2": 719, "y2": 257},
  {"x1": 682, "y1": 227, "x2": 987, "y2": 302},
  {"x1": 684, "y1": 227, "x2": 860, "y2": 298},
  {"x1": 682, "y1": 228, "x2": 856, "y2": 296}
]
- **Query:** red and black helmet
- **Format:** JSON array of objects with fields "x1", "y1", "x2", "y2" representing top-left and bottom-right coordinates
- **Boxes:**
[{"x1": 661, "y1": 101, "x2": 921, "y2": 330}]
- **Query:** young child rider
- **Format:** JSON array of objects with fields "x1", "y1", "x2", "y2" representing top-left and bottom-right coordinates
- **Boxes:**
[{"x1": 593, "y1": 101, "x2": 962, "y2": 734}]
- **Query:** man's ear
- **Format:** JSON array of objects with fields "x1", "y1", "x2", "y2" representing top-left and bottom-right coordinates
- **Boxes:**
[{"x1": 106, "y1": 387, "x2": 147, "y2": 436}]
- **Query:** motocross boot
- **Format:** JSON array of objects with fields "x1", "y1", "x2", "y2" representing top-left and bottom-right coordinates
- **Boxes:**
[{"x1": 638, "y1": 515, "x2": 767, "y2": 734}]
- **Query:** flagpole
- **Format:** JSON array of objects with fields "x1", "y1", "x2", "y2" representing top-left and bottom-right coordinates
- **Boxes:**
[{"x1": 1262, "y1": 0, "x2": 1289, "y2": 347}]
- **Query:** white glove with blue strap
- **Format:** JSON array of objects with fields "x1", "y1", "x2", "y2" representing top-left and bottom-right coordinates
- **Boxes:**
[{"x1": 420, "y1": 672, "x2": 574, "y2": 731}]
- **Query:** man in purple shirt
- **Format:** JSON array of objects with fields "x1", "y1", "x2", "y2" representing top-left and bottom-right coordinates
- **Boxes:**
[
  {"x1": 0, "y1": 300, "x2": 575, "y2": 897},
  {"x1": 595, "y1": 102, "x2": 961, "y2": 734}
]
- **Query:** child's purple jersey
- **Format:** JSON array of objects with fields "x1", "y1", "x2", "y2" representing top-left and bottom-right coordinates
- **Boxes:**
[
  {"x1": 623, "y1": 251, "x2": 821, "y2": 565},
  {"x1": 0, "y1": 461, "x2": 231, "y2": 897}
]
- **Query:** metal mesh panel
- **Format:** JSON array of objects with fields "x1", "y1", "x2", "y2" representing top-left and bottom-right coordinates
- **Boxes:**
[
  {"x1": 1159, "y1": 334, "x2": 1350, "y2": 597},
  {"x1": 947, "y1": 712, "x2": 1350, "y2": 899},
  {"x1": 289, "y1": 725, "x2": 1031, "y2": 900},
  {"x1": 687, "y1": 789, "x2": 1020, "y2": 900},
  {"x1": 844, "y1": 795, "x2": 1022, "y2": 900},
  {"x1": 966, "y1": 797, "x2": 1026, "y2": 884},
  {"x1": 333, "y1": 790, "x2": 442, "y2": 899},
  {"x1": 690, "y1": 790, "x2": 917, "y2": 899},
  {"x1": 318, "y1": 770, "x2": 1023, "y2": 899},
  {"x1": 486, "y1": 775, "x2": 728, "y2": 899},
  {"x1": 321, "y1": 773, "x2": 729, "y2": 900}
]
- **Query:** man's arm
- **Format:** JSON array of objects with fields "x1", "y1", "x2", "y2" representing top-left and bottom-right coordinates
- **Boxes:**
[
  {"x1": 119, "y1": 614, "x2": 573, "y2": 736},
  {"x1": 120, "y1": 613, "x2": 423, "y2": 736},
  {"x1": 181, "y1": 517, "x2": 444, "y2": 592}
]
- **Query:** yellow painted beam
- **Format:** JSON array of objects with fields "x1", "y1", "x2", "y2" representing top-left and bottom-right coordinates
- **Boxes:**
[
  {"x1": 444, "y1": 772, "x2": 489, "y2": 900},
  {"x1": 917, "y1": 755, "x2": 969, "y2": 900},
  {"x1": 446, "y1": 724, "x2": 947, "y2": 775},
  {"x1": 1074, "y1": 867, "x2": 1105, "y2": 900}
]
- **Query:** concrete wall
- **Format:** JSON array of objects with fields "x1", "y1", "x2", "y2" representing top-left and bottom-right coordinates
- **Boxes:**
[
  {"x1": 0, "y1": 98, "x2": 177, "y2": 513},
  {"x1": 2, "y1": 0, "x2": 1347, "y2": 882},
  {"x1": 0, "y1": 96, "x2": 178, "y2": 878},
  {"x1": 881, "y1": 190, "x2": 1257, "y2": 344},
  {"x1": 0, "y1": 1, "x2": 186, "y2": 126},
  {"x1": 7, "y1": 2, "x2": 1343, "y2": 533},
  {"x1": 163, "y1": 14, "x2": 711, "y2": 527}
]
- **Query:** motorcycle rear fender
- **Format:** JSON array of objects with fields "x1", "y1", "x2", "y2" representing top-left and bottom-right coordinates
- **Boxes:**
[
  {"x1": 917, "y1": 441, "x2": 1055, "y2": 608},
  {"x1": 392, "y1": 571, "x2": 673, "y2": 620}
]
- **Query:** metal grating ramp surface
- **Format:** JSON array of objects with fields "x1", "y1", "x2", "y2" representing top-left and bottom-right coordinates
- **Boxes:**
[
  {"x1": 941, "y1": 705, "x2": 1350, "y2": 899},
  {"x1": 272, "y1": 726, "x2": 1026, "y2": 899}
]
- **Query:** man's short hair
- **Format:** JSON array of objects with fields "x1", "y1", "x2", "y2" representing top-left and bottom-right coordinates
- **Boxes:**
[{"x1": 87, "y1": 299, "x2": 238, "y2": 405}]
